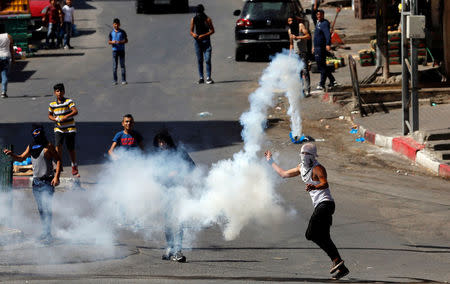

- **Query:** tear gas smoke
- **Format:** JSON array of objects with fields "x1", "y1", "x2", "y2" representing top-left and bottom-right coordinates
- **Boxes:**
[{"x1": 4, "y1": 52, "x2": 305, "y2": 252}]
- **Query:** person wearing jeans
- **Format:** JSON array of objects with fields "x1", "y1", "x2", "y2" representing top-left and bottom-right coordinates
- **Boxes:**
[
  {"x1": 313, "y1": 10, "x2": 339, "y2": 90},
  {"x1": 288, "y1": 17, "x2": 311, "y2": 97},
  {"x1": 62, "y1": 0, "x2": 75, "y2": 49},
  {"x1": 32, "y1": 178, "x2": 55, "y2": 240},
  {"x1": 190, "y1": 4, "x2": 215, "y2": 84},
  {"x1": 194, "y1": 39, "x2": 212, "y2": 83},
  {"x1": 112, "y1": 50, "x2": 126, "y2": 84},
  {"x1": 0, "y1": 25, "x2": 14, "y2": 98},
  {"x1": 3, "y1": 124, "x2": 61, "y2": 244},
  {"x1": 43, "y1": 0, "x2": 63, "y2": 48},
  {"x1": 108, "y1": 18, "x2": 128, "y2": 85}
]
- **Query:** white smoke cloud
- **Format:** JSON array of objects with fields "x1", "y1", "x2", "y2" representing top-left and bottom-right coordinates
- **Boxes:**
[{"x1": 3, "y1": 51, "x2": 305, "y2": 254}]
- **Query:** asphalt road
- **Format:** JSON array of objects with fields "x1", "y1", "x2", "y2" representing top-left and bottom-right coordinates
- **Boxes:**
[{"x1": 0, "y1": 0, "x2": 449, "y2": 283}]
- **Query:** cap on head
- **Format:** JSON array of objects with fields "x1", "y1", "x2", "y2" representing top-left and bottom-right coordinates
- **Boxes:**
[
  {"x1": 31, "y1": 123, "x2": 43, "y2": 135},
  {"x1": 113, "y1": 18, "x2": 120, "y2": 25},
  {"x1": 196, "y1": 4, "x2": 205, "y2": 13},
  {"x1": 301, "y1": 143, "x2": 318, "y2": 157}
]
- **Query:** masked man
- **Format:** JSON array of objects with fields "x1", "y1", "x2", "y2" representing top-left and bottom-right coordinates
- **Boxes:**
[
  {"x1": 3, "y1": 124, "x2": 61, "y2": 244},
  {"x1": 264, "y1": 143, "x2": 349, "y2": 280}
]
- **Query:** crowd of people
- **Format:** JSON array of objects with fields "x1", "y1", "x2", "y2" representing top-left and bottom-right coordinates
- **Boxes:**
[
  {"x1": 43, "y1": 0, "x2": 75, "y2": 50},
  {"x1": 1, "y1": 3, "x2": 349, "y2": 279}
]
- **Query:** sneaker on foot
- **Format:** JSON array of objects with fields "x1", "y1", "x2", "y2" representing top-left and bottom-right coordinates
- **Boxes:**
[
  {"x1": 171, "y1": 251, "x2": 186, "y2": 262},
  {"x1": 1, "y1": 92, "x2": 7, "y2": 98},
  {"x1": 198, "y1": 78, "x2": 204, "y2": 84},
  {"x1": 113, "y1": 81, "x2": 118, "y2": 86},
  {"x1": 63, "y1": 45, "x2": 69, "y2": 50},
  {"x1": 41, "y1": 234, "x2": 54, "y2": 245},
  {"x1": 162, "y1": 248, "x2": 173, "y2": 260},
  {"x1": 330, "y1": 260, "x2": 344, "y2": 274},
  {"x1": 121, "y1": 81, "x2": 127, "y2": 85},
  {"x1": 330, "y1": 81, "x2": 341, "y2": 87},
  {"x1": 332, "y1": 266, "x2": 349, "y2": 280},
  {"x1": 206, "y1": 78, "x2": 214, "y2": 84},
  {"x1": 316, "y1": 85, "x2": 325, "y2": 91},
  {"x1": 72, "y1": 165, "x2": 79, "y2": 176}
]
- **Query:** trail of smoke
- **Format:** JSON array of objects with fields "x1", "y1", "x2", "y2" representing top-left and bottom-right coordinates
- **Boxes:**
[{"x1": 52, "y1": 51, "x2": 305, "y2": 248}]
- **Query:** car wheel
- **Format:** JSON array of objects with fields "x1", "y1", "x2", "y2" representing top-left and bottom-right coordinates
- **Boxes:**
[{"x1": 235, "y1": 47, "x2": 245, "y2": 61}]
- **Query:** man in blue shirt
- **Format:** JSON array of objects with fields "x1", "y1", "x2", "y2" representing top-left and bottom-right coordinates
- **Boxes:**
[
  {"x1": 108, "y1": 114, "x2": 144, "y2": 158},
  {"x1": 313, "y1": 10, "x2": 339, "y2": 91},
  {"x1": 108, "y1": 18, "x2": 128, "y2": 85}
]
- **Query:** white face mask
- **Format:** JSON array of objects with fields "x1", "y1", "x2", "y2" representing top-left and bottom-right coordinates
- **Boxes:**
[{"x1": 300, "y1": 153, "x2": 315, "y2": 168}]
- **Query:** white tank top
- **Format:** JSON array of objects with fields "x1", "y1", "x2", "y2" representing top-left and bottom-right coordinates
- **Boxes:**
[
  {"x1": 0, "y1": 34, "x2": 11, "y2": 58},
  {"x1": 300, "y1": 162, "x2": 333, "y2": 208}
]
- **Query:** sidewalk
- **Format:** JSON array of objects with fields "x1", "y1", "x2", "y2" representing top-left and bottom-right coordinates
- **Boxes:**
[{"x1": 352, "y1": 104, "x2": 450, "y2": 178}]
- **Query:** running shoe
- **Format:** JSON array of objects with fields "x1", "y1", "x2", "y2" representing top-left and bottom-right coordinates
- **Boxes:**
[
  {"x1": 206, "y1": 77, "x2": 214, "y2": 84},
  {"x1": 330, "y1": 260, "x2": 344, "y2": 274},
  {"x1": 316, "y1": 85, "x2": 325, "y2": 91},
  {"x1": 198, "y1": 78, "x2": 204, "y2": 84},
  {"x1": 171, "y1": 251, "x2": 186, "y2": 262},
  {"x1": 332, "y1": 266, "x2": 349, "y2": 280},
  {"x1": 162, "y1": 248, "x2": 173, "y2": 260},
  {"x1": 72, "y1": 165, "x2": 79, "y2": 176}
]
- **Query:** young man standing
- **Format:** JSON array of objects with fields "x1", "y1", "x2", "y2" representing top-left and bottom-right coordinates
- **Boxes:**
[
  {"x1": 264, "y1": 143, "x2": 350, "y2": 280},
  {"x1": 288, "y1": 17, "x2": 311, "y2": 97},
  {"x1": 48, "y1": 83, "x2": 80, "y2": 177},
  {"x1": 190, "y1": 4, "x2": 215, "y2": 84},
  {"x1": 108, "y1": 18, "x2": 128, "y2": 85},
  {"x1": 108, "y1": 114, "x2": 144, "y2": 158},
  {"x1": 0, "y1": 24, "x2": 14, "y2": 98},
  {"x1": 62, "y1": 0, "x2": 75, "y2": 49},
  {"x1": 311, "y1": 0, "x2": 321, "y2": 27},
  {"x1": 43, "y1": 0, "x2": 63, "y2": 49},
  {"x1": 313, "y1": 10, "x2": 339, "y2": 91},
  {"x1": 3, "y1": 124, "x2": 62, "y2": 244}
]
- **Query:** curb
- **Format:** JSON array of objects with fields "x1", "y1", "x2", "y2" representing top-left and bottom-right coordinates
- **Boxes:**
[
  {"x1": 358, "y1": 126, "x2": 449, "y2": 178},
  {"x1": 12, "y1": 176, "x2": 78, "y2": 189}
]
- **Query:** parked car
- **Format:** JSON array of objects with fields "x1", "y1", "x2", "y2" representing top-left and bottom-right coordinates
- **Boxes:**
[
  {"x1": 233, "y1": 0, "x2": 308, "y2": 61},
  {"x1": 29, "y1": 0, "x2": 50, "y2": 38},
  {"x1": 136, "y1": 0, "x2": 189, "y2": 14}
]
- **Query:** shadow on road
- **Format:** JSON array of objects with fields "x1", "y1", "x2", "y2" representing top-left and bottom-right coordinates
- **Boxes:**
[
  {"x1": 9, "y1": 61, "x2": 36, "y2": 83},
  {"x1": 30, "y1": 52, "x2": 86, "y2": 58},
  {"x1": 0, "y1": 120, "x2": 243, "y2": 166},
  {"x1": 213, "y1": 79, "x2": 253, "y2": 84},
  {"x1": 73, "y1": 0, "x2": 97, "y2": 10}
]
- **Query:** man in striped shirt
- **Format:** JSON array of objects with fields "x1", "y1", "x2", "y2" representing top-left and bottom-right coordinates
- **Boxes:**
[{"x1": 48, "y1": 83, "x2": 79, "y2": 176}]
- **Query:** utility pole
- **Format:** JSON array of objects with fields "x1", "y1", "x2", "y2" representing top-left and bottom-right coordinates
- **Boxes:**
[
  {"x1": 401, "y1": 0, "x2": 410, "y2": 135},
  {"x1": 401, "y1": 0, "x2": 424, "y2": 135},
  {"x1": 410, "y1": 0, "x2": 419, "y2": 132}
]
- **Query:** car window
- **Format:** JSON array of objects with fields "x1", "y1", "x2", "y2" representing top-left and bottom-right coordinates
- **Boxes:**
[{"x1": 242, "y1": 1, "x2": 296, "y2": 19}]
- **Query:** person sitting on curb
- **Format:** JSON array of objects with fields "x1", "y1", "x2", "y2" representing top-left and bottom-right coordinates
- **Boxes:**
[
  {"x1": 3, "y1": 124, "x2": 61, "y2": 244},
  {"x1": 264, "y1": 143, "x2": 350, "y2": 280}
]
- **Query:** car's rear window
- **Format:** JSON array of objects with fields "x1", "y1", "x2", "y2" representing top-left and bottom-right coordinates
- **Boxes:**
[{"x1": 242, "y1": 1, "x2": 296, "y2": 19}]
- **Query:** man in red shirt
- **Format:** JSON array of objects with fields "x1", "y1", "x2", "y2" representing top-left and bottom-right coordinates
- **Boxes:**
[{"x1": 43, "y1": 0, "x2": 63, "y2": 49}]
